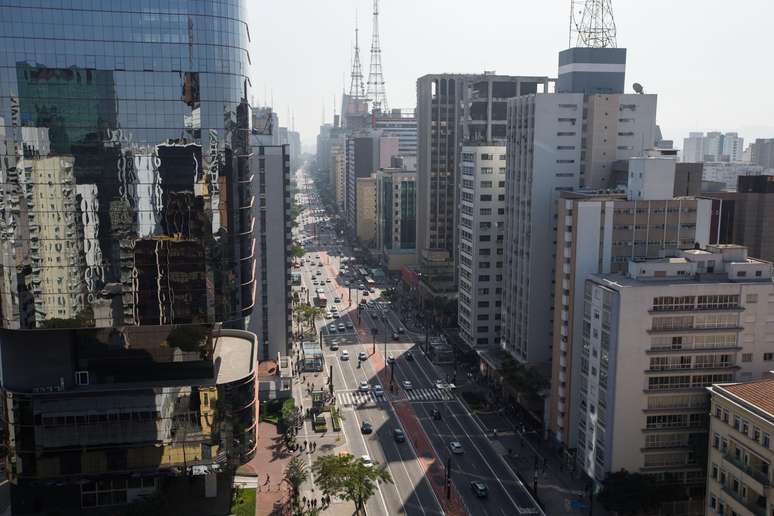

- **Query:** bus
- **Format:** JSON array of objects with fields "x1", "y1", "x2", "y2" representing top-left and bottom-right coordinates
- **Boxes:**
[
  {"x1": 357, "y1": 267, "x2": 368, "y2": 279},
  {"x1": 314, "y1": 292, "x2": 328, "y2": 308},
  {"x1": 365, "y1": 277, "x2": 375, "y2": 288}
]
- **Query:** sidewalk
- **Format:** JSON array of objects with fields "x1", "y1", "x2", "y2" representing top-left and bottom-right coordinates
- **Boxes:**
[{"x1": 245, "y1": 420, "x2": 292, "y2": 516}]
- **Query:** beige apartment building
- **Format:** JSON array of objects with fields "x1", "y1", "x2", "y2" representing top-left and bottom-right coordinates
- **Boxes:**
[{"x1": 707, "y1": 378, "x2": 774, "y2": 516}]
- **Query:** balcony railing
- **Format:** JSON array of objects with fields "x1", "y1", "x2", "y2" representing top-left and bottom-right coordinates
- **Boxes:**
[
  {"x1": 720, "y1": 483, "x2": 767, "y2": 516},
  {"x1": 724, "y1": 451, "x2": 770, "y2": 486}
]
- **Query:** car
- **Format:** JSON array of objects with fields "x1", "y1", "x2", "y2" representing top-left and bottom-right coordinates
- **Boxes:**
[
  {"x1": 448, "y1": 441, "x2": 464, "y2": 454},
  {"x1": 360, "y1": 421, "x2": 373, "y2": 434},
  {"x1": 330, "y1": 342, "x2": 339, "y2": 351},
  {"x1": 360, "y1": 455, "x2": 374, "y2": 468},
  {"x1": 315, "y1": 271, "x2": 322, "y2": 276},
  {"x1": 345, "y1": 321, "x2": 354, "y2": 329},
  {"x1": 334, "y1": 296, "x2": 341, "y2": 303},
  {"x1": 402, "y1": 380, "x2": 413, "y2": 390},
  {"x1": 328, "y1": 325, "x2": 337, "y2": 334},
  {"x1": 337, "y1": 323, "x2": 345, "y2": 331},
  {"x1": 358, "y1": 351, "x2": 367, "y2": 361},
  {"x1": 435, "y1": 379, "x2": 445, "y2": 389},
  {"x1": 312, "y1": 280, "x2": 319, "y2": 286},
  {"x1": 405, "y1": 351, "x2": 414, "y2": 361},
  {"x1": 391, "y1": 332, "x2": 399, "y2": 341},
  {"x1": 397, "y1": 326, "x2": 405, "y2": 334},
  {"x1": 359, "y1": 284, "x2": 366, "y2": 290},
  {"x1": 359, "y1": 298, "x2": 367, "y2": 305},
  {"x1": 362, "y1": 290, "x2": 369, "y2": 297},
  {"x1": 393, "y1": 428, "x2": 406, "y2": 443},
  {"x1": 316, "y1": 288, "x2": 325, "y2": 294},
  {"x1": 340, "y1": 350, "x2": 349, "y2": 360},
  {"x1": 432, "y1": 408, "x2": 442, "y2": 420},
  {"x1": 325, "y1": 279, "x2": 331, "y2": 284},
  {"x1": 387, "y1": 353, "x2": 395, "y2": 364},
  {"x1": 324, "y1": 311, "x2": 332, "y2": 319},
  {"x1": 344, "y1": 280, "x2": 350, "y2": 286},
  {"x1": 470, "y1": 481, "x2": 488, "y2": 498},
  {"x1": 368, "y1": 288, "x2": 375, "y2": 293},
  {"x1": 371, "y1": 313, "x2": 379, "y2": 320},
  {"x1": 373, "y1": 385, "x2": 384, "y2": 397},
  {"x1": 359, "y1": 381, "x2": 370, "y2": 392}
]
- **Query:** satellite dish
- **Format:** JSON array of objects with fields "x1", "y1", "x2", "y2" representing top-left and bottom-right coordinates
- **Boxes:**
[{"x1": 633, "y1": 83, "x2": 644, "y2": 94}]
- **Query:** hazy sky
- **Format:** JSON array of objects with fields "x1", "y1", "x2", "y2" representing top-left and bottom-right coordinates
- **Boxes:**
[{"x1": 248, "y1": 0, "x2": 774, "y2": 151}]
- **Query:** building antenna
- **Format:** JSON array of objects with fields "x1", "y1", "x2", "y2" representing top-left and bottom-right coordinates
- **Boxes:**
[
  {"x1": 570, "y1": 0, "x2": 617, "y2": 48},
  {"x1": 348, "y1": 12, "x2": 366, "y2": 98},
  {"x1": 366, "y1": 0, "x2": 388, "y2": 112}
]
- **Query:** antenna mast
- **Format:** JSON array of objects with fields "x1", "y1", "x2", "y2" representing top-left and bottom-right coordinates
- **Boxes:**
[
  {"x1": 570, "y1": 0, "x2": 617, "y2": 48},
  {"x1": 348, "y1": 16, "x2": 366, "y2": 98},
  {"x1": 366, "y1": 0, "x2": 388, "y2": 113}
]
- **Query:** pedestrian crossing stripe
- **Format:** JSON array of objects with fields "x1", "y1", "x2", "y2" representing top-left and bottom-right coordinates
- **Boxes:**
[
  {"x1": 336, "y1": 387, "x2": 454, "y2": 406},
  {"x1": 406, "y1": 388, "x2": 454, "y2": 401},
  {"x1": 336, "y1": 391, "x2": 385, "y2": 406}
]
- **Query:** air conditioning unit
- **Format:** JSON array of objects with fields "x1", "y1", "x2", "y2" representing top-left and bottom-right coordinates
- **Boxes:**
[{"x1": 75, "y1": 371, "x2": 90, "y2": 386}]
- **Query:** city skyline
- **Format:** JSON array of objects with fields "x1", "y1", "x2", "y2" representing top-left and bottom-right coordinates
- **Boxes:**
[{"x1": 249, "y1": 0, "x2": 774, "y2": 148}]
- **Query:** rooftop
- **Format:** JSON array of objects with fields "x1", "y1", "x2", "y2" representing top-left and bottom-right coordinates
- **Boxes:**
[
  {"x1": 213, "y1": 330, "x2": 256, "y2": 384},
  {"x1": 713, "y1": 378, "x2": 774, "y2": 421}
]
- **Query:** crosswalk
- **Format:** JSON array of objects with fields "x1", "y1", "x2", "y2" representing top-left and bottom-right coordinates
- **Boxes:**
[{"x1": 336, "y1": 387, "x2": 455, "y2": 407}]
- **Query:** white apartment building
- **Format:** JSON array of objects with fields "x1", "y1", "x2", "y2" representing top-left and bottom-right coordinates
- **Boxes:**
[
  {"x1": 458, "y1": 145, "x2": 506, "y2": 349},
  {"x1": 578, "y1": 245, "x2": 774, "y2": 497},
  {"x1": 702, "y1": 162, "x2": 770, "y2": 191},
  {"x1": 502, "y1": 91, "x2": 657, "y2": 364},
  {"x1": 549, "y1": 169, "x2": 714, "y2": 446},
  {"x1": 683, "y1": 132, "x2": 745, "y2": 163}
]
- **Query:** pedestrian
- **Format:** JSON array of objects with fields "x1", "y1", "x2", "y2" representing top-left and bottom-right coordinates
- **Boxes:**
[
  {"x1": 314, "y1": 441, "x2": 317, "y2": 451},
  {"x1": 303, "y1": 440, "x2": 307, "y2": 450},
  {"x1": 265, "y1": 473, "x2": 270, "y2": 485}
]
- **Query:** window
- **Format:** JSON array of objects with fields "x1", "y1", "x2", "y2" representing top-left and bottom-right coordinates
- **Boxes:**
[
  {"x1": 742, "y1": 353, "x2": 753, "y2": 362},
  {"x1": 764, "y1": 353, "x2": 774, "y2": 362},
  {"x1": 763, "y1": 433, "x2": 771, "y2": 449},
  {"x1": 746, "y1": 293, "x2": 758, "y2": 303},
  {"x1": 480, "y1": 194, "x2": 492, "y2": 202}
]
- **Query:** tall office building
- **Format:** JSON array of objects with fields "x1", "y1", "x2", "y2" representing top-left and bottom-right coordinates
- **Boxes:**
[
  {"x1": 548, "y1": 155, "x2": 714, "y2": 446},
  {"x1": 457, "y1": 145, "x2": 507, "y2": 349},
  {"x1": 682, "y1": 132, "x2": 745, "y2": 163},
  {"x1": 415, "y1": 73, "x2": 550, "y2": 279},
  {"x1": 733, "y1": 175, "x2": 774, "y2": 263},
  {"x1": 249, "y1": 141, "x2": 292, "y2": 362},
  {"x1": 356, "y1": 176, "x2": 378, "y2": 246},
  {"x1": 501, "y1": 47, "x2": 657, "y2": 364},
  {"x1": 375, "y1": 164, "x2": 417, "y2": 270},
  {"x1": 578, "y1": 245, "x2": 774, "y2": 513},
  {"x1": 0, "y1": 2, "x2": 258, "y2": 513},
  {"x1": 345, "y1": 131, "x2": 380, "y2": 234}
]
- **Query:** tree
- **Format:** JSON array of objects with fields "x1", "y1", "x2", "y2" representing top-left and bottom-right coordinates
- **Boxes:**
[
  {"x1": 597, "y1": 470, "x2": 680, "y2": 515},
  {"x1": 312, "y1": 454, "x2": 392, "y2": 515},
  {"x1": 280, "y1": 399, "x2": 303, "y2": 447},
  {"x1": 499, "y1": 356, "x2": 549, "y2": 402},
  {"x1": 291, "y1": 243, "x2": 305, "y2": 259},
  {"x1": 284, "y1": 456, "x2": 308, "y2": 514}
]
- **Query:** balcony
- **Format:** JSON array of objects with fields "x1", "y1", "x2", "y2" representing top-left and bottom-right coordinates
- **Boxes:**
[
  {"x1": 720, "y1": 482, "x2": 767, "y2": 516},
  {"x1": 723, "y1": 451, "x2": 770, "y2": 491}
]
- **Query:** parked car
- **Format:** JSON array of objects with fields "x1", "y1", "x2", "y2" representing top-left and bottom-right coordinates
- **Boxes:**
[
  {"x1": 470, "y1": 481, "x2": 488, "y2": 498},
  {"x1": 393, "y1": 429, "x2": 406, "y2": 443},
  {"x1": 358, "y1": 351, "x2": 367, "y2": 361},
  {"x1": 360, "y1": 421, "x2": 373, "y2": 434},
  {"x1": 340, "y1": 350, "x2": 349, "y2": 360},
  {"x1": 358, "y1": 381, "x2": 370, "y2": 392}
]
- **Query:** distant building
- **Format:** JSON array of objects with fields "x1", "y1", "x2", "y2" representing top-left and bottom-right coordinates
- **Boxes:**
[
  {"x1": 750, "y1": 138, "x2": 774, "y2": 168},
  {"x1": 702, "y1": 162, "x2": 769, "y2": 190},
  {"x1": 682, "y1": 132, "x2": 744, "y2": 162},
  {"x1": 345, "y1": 131, "x2": 380, "y2": 233},
  {"x1": 457, "y1": 144, "x2": 506, "y2": 349},
  {"x1": 374, "y1": 109, "x2": 417, "y2": 157},
  {"x1": 578, "y1": 245, "x2": 774, "y2": 511},
  {"x1": 706, "y1": 379, "x2": 774, "y2": 516}
]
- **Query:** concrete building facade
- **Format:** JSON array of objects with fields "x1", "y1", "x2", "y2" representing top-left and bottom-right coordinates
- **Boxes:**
[
  {"x1": 375, "y1": 167, "x2": 417, "y2": 270},
  {"x1": 683, "y1": 132, "x2": 745, "y2": 163},
  {"x1": 706, "y1": 379, "x2": 774, "y2": 516},
  {"x1": 457, "y1": 145, "x2": 506, "y2": 349},
  {"x1": 733, "y1": 175, "x2": 774, "y2": 263},
  {"x1": 549, "y1": 185, "x2": 713, "y2": 446},
  {"x1": 578, "y1": 246, "x2": 773, "y2": 506},
  {"x1": 356, "y1": 176, "x2": 377, "y2": 246},
  {"x1": 415, "y1": 73, "x2": 550, "y2": 271},
  {"x1": 374, "y1": 109, "x2": 417, "y2": 157}
]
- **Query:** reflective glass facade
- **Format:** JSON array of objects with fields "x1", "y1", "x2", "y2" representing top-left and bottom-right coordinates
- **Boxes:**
[{"x1": 0, "y1": 0, "x2": 255, "y2": 329}]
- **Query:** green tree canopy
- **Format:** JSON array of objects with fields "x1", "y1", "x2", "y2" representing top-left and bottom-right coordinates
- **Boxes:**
[
  {"x1": 499, "y1": 356, "x2": 549, "y2": 401},
  {"x1": 312, "y1": 454, "x2": 392, "y2": 514}
]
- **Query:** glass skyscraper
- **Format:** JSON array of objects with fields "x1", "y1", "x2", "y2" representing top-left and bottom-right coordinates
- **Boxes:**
[{"x1": 0, "y1": 1, "x2": 258, "y2": 513}]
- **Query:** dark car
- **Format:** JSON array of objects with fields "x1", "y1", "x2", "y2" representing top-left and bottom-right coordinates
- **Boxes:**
[
  {"x1": 393, "y1": 428, "x2": 406, "y2": 443},
  {"x1": 405, "y1": 351, "x2": 414, "y2": 361},
  {"x1": 391, "y1": 332, "x2": 399, "y2": 341},
  {"x1": 471, "y1": 481, "x2": 488, "y2": 498},
  {"x1": 360, "y1": 420, "x2": 373, "y2": 434},
  {"x1": 432, "y1": 408, "x2": 442, "y2": 421}
]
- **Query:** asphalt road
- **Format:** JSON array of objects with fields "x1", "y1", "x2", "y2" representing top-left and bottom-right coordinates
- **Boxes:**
[{"x1": 295, "y1": 170, "x2": 542, "y2": 516}]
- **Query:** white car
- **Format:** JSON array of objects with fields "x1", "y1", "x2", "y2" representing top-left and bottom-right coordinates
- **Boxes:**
[
  {"x1": 340, "y1": 350, "x2": 349, "y2": 361},
  {"x1": 360, "y1": 455, "x2": 373, "y2": 468},
  {"x1": 402, "y1": 380, "x2": 413, "y2": 391},
  {"x1": 435, "y1": 379, "x2": 446, "y2": 389},
  {"x1": 359, "y1": 381, "x2": 370, "y2": 392},
  {"x1": 448, "y1": 441, "x2": 464, "y2": 454},
  {"x1": 325, "y1": 311, "x2": 332, "y2": 319}
]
